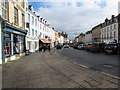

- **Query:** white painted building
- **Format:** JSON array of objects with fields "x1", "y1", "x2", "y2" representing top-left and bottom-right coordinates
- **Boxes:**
[
  {"x1": 101, "y1": 15, "x2": 118, "y2": 43},
  {"x1": 26, "y1": 5, "x2": 39, "y2": 53},
  {"x1": 58, "y1": 34, "x2": 64, "y2": 45},
  {"x1": 118, "y1": 1, "x2": 120, "y2": 14}
]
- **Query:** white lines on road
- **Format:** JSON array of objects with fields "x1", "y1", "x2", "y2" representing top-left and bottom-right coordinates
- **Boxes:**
[
  {"x1": 101, "y1": 72, "x2": 120, "y2": 80},
  {"x1": 73, "y1": 61, "x2": 89, "y2": 69}
]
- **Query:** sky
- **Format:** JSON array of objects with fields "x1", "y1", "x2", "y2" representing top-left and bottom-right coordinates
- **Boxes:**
[{"x1": 28, "y1": 0, "x2": 119, "y2": 40}]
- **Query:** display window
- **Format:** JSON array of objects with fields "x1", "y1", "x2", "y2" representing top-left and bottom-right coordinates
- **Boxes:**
[
  {"x1": 14, "y1": 34, "x2": 25, "y2": 54},
  {"x1": 4, "y1": 33, "x2": 11, "y2": 56}
]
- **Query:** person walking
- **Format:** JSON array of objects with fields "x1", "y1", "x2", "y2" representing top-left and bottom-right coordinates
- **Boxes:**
[
  {"x1": 48, "y1": 44, "x2": 51, "y2": 52},
  {"x1": 43, "y1": 44, "x2": 46, "y2": 52}
]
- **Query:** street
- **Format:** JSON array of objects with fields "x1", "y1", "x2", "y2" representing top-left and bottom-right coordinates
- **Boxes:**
[
  {"x1": 2, "y1": 50, "x2": 119, "y2": 88},
  {"x1": 56, "y1": 47, "x2": 120, "y2": 77}
]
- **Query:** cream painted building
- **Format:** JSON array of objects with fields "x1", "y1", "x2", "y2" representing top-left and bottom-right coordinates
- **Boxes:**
[
  {"x1": 101, "y1": 15, "x2": 118, "y2": 43},
  {"x1": 1, "y1": 0, "x2": 27, "y2": 63}
]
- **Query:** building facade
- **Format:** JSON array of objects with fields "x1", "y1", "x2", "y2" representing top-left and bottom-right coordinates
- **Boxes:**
[
  {"x1": 1, "y1": 0, "x2": 27, "y2": 63},
  {"x1": 78, "y1": 33, "x2": 85, "y2": 43},
  {"x1": 84, "y1": 30, "x2": 92, "y2": 43},
  {"x1": 101, "y1": 15, "x2": 118, "y2": 43},
  {"x1": 118, "y1": 1, "x2": 120, "y2": 14},
  {"x1": 26, "y1": 5, "x2": 39, "y2": 53},
  {"x1": 92, "y1": 24, "x2": 101, "y2": 43}
]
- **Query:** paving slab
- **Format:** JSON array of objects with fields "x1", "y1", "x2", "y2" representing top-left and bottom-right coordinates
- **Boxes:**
[{"x1": 2, "y1": 51, "x2": 120, "y2": 88}]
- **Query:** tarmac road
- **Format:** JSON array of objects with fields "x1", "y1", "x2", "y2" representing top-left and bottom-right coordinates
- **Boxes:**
[{"x1": 56, "y1": 47, "x2": 120, "y2": 77}]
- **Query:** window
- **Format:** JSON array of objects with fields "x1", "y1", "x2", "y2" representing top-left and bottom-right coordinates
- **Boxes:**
[
  {"x1": 13, "y1": 35, "x2": 25, "y2": 54},
  {"x1": 107, "y1": 27, "x2": 109, "y2": 31},
  {"x1": 32, "y1": 29, "x2": 34, "y2": 36},
  {"x1": 35, "y1": 42, "x2": 37, "y2": 49},
  {"x1": 4, "y1": 33, "x2": 11, "y2": 56},
  {"x1": 35, "y1": 30, "x2": 37, "y2": 36},
  {"x1": 13, "y1": 35, "x2": 20, "y2": 54},
  {"x1": 28, "y1": 13, "x2": 30, "y2": 22},
  {"x1": 35, "y1": 19, "x2": 37, "y2": 26},
  {"x1": 32, "y1": 16, "x2": 34, "y2": 25},
  {"x1": 14, "y1": 7, "x2": 18, "y2": 25},
  {"x1": 110, "y1": 32, "x2": 112, "y2": 38},
  {"x1": 40, "y1": 24, "x2": 41, "y2": 29},
  {"x1": 2, "y1": 0, "x2": 8, "y2": 19},
  {"x1": 110, "y1": 25, "x2": 112, "y2": 30},
  {"x1": 107, "y1": 33, "x2": 108, "y2": 38},
  {"x1": 114, "y1": 31, "x2": 116, "y2": 38},
  {"x1": 114, "y1": 24, "x2": 116, "y2": 29},
  {"x1": 21, "y1": 0, "x2": 25, "y2": 8},
  {"x1": 102, "y1": 34, "x2": 103, "y2": 39},
  {"x1": 19, "y1": 36, "x2": 25, "y2": 53},
  {"x1": 104, "y1": 28, "x2": 106, "y2": 32},
  {"x1": 22, "y1": 13, "x2": 25, "y2": 28}
]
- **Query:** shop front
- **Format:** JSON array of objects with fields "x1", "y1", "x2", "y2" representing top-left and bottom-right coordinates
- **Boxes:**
[
  {"x1": 26, "y1": 37, "x2": 39, "y2": 53},
  {"x1": 39, "y1": 39, "x2": 51, "y2": 51},
  {"x1": 2, "y1": 23, "x2": 27, "y2": 63}
]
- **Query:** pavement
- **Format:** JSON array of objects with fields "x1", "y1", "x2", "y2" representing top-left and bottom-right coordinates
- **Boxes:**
[{"x1": 2, "y1": 50, "x2": 120, "y2": 88}]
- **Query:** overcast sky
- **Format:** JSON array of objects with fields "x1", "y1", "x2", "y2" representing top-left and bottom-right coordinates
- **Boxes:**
[{"x1": 29, "y1": 0, "x2": 119, "y2": 40}]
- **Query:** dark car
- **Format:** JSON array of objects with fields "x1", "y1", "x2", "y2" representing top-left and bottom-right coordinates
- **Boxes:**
[
  {"x1": 91, "y1": 43, "x2": 106, "y2": 53},
  {"x1": 116, "y1": 43, "x2": 120, "y2": 54},
  {"x1": 56, "y1": 44, "x2": 62, "y2": 49},
  {"x1": 104, "y1": 43, "x2": 117, "y2": 54},
  {"x1": 86, "y1": 43, "x2": 93, "y2": 51}
]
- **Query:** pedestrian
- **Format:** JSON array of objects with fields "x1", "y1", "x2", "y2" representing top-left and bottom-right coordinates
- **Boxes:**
[
  {"x1": 48, "y1": 44, "x2": 51, "y2": 52},
  {"x1": 43, "y1": 44, "x2": 46, "y2": 52}
]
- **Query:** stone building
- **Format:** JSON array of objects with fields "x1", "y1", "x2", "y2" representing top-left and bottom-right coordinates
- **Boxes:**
[
  {"x1": 1, "y1": 0, "x2": 27, "y2": 63},
  {"x1": 78, "y1": 33, "x2": 85, "y2": 43},
  {"x1": 84, "y1": 30, "x2": 92, "y2": 43},
  {"x1": 92, "y1": 24, "x2": 102, "y2": 43},
  {"x1": 101, "y1": 15, "x2": 118, "y2": 43}
]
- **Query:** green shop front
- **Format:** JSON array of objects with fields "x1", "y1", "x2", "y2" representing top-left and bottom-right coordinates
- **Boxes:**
[{"x1": 2, "y1": 23, "x2": 27, "y2": 63}]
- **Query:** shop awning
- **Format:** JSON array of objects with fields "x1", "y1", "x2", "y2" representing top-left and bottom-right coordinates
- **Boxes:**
[{"x1": 40, "y1": 39, "x2": 51, "y2": 43}]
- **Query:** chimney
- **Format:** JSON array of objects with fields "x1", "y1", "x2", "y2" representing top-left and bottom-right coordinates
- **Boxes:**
[
  {"x1": 105, "y1": 18, "x2": 108, "y2": 22},
  {"x1": 28, "y1": 5, "x2": 32, "y2": 11},
  {"x1": 111, "y1": 15, "x2": 115, "y2": 19},
  {"x1": 40, "y1": 18, "x2": 43, "y2": 22},
  {"x1": 45, "y1": 21, "x2": 47, "y2": 24}
]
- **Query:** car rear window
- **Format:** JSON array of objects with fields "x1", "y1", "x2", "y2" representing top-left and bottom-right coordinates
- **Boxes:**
[{"x1": 106, "y1": 44, "x2": 116, "y2": 46}]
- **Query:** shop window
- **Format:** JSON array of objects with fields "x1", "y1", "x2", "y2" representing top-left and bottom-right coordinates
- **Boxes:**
[
  {"x1": 4, "y1": 33, "x2": 11, "y2": 56},
  {"x1": 13, "y1": 35, "x2": 25, "y2": 54},
  {"x1": 35, "y1": 42, "x2": 37, "y2": 49},
  {"x1": 19, "y1": 36, "x2": 25, "y2": 53}
]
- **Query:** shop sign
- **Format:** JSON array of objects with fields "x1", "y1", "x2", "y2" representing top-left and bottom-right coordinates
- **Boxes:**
[{"x1": 13, "y1": 31, "x2": 20, "y2": 34}]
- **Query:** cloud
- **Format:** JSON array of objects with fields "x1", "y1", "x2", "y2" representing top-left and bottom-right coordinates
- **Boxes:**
[{"x1": 34, "y1": 0, "x2": 119, "y2": 40}]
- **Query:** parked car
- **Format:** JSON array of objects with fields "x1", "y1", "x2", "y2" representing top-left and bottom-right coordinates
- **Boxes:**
[
  {"x1": 116, "y1": 43, "x2": 120, "y2": 54},
  {"x1": 73, "y1": 43, "x2": 79, "y2": 49},
  {"x1": 63, "y1": 45, "x2": 69, "y2": 48},
  {"x1": 104, "y1": 43, "x2": 117, "y2": 54},
  {"x1": 56, "y1": 44, "x2": 62, "y2": 49},
  {"x1": 91, "y1": 43, "x2": 106, "y2": 53},
  {"x1": 86, "y1": 43, "x2": 93, "y2": 51},
  {"x1": 77, "y1": 44, "x2": 87, "y2": 50}
]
